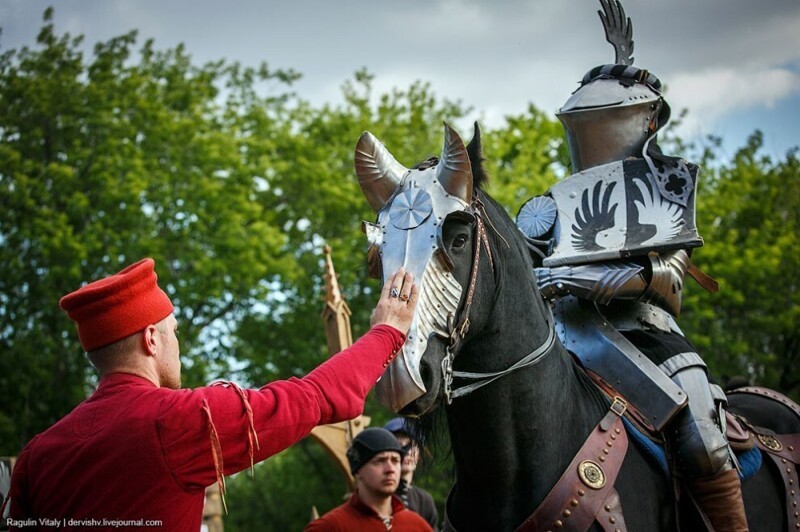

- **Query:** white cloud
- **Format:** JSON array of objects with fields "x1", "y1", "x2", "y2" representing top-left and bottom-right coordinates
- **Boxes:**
[
  {"x1": 668, "y1": 66, "x2": 800, "y2": 140},
  {"x1": 3, "y1": 0, "x2": 799, "y2": 159}
]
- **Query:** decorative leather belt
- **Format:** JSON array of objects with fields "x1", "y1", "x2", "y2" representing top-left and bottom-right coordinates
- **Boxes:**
[{"x1": 515, "y1": 397, "x2": 630, "y2": 532}]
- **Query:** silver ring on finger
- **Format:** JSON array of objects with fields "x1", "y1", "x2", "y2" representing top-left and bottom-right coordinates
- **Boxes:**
[{"x1": 390, "y1": 287, "x2": 400, "y2": 298}]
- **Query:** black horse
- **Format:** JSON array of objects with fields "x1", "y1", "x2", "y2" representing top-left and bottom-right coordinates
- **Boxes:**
[{"x1": 356, "y1": 123, "x2": 799, "y2": 531}]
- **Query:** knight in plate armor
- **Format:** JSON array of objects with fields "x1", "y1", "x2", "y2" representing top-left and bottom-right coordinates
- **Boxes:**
[{"x1": 517, "y1": 1, "x2": 748, "y2": 529}]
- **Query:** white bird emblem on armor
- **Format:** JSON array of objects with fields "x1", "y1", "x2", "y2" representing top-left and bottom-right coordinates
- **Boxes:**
[{"x1": 633, "y1": 176, "x2": 683, "y2": 246}]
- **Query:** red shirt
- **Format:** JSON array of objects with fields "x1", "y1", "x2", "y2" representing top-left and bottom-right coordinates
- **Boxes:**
[
  {"x1": 305, "y1": 491, "x2": 433, "y2": 532},
  {"x1": 8, "y1": 325, "x2": 404, "y2": 531}
]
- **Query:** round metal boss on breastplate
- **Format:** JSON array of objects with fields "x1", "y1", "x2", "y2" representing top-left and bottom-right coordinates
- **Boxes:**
[
  {"x1": 390, "y1": 188, "x2": 433, "y2": 229},
  {"x1": 517, "y1": 195, "x2": 557, "y2": 238}
]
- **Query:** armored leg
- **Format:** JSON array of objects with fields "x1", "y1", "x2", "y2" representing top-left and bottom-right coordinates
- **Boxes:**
[
  {"x1": 661, "y1": 353, "x2": 748, "y2": 531},
  {"x1": 664, "y1": 357, "x2": 730, "y2": 476}
]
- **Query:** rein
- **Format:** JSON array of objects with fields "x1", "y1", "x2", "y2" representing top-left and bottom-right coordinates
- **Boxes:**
[{"x1": 442, "y1": 200, "x2": 557, "y2": 404}]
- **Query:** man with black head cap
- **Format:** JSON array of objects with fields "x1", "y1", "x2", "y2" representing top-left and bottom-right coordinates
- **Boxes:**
[
  {"x1": 306, "y1": 428, "x2": 432, "y2": 531},
  {"x1": 385, "y1": 417, "x2": 438, "y2": 530}
]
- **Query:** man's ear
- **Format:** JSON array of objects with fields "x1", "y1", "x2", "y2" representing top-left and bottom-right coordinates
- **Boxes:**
[{"x1": 142, "y1": 324, "x2": 159, "y2": 357}]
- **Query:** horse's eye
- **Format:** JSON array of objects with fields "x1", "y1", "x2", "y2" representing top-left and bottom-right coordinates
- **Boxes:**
[{"x1": 452, "y1": 235, "x2": 469, "y2": 250}]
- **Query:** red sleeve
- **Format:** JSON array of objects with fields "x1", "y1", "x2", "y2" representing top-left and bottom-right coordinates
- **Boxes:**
[
  {"x1": 157, "y1": 325, "x2": 404, "y2": 490},
  {"x1": 304, "y1": 504, "x2": 350, "y2": 531},
  {"x1": 303, "y1": 515, "x2": 338, "y2": 532},
  {"x1": 7, "y1": 437, "x2": 35, "y2": 522}
]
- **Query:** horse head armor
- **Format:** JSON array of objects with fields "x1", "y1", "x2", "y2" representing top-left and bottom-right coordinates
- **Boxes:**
[{"x1": 355, "y1": 124, "x2": 475, "y2": 412}]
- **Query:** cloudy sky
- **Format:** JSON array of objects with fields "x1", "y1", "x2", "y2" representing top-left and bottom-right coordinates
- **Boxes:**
[{"x1": 3, "y1": 0, "x2": 799, "y2": 162}]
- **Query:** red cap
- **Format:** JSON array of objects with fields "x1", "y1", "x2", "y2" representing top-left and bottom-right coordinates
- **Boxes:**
[{"x1": 59, "y1": 258, "x2": 174, "y2": 352}]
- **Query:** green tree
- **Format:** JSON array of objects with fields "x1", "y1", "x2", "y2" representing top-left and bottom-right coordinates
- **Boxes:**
[
  {"x1": 681, "y1": 133, "x2": 800, "y2": 396},
  {"x1": 229, "y1": 69, "x2": 469, "y2": 382},
  {"x1": 480, "y1": 103, "x2": 568, "y2": 209},
  {"x1": 0, "y1": 9, "x2": 301, "y2": 452}
]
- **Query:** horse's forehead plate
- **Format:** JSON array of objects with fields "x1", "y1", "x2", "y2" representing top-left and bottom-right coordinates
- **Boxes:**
[
  {"x1": 577, "y1": 460, "x2": 607, "y2": 490},
  {"x1": 372, "y1": 171, "x2": 470, "y2": 412},
  {"x1": 390, "y1": 188, "x2": 432, "y2": 229}
]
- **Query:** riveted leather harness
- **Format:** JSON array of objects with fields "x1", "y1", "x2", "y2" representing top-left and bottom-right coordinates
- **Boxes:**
[
  {"x1": 443, "y1": 398, "x2": 631, "y2": 532},
  {"x1": 728, "y1": 386, "x2": 800, "y2": 531},
  {"x1": 515, "y1": 398, "x2": 630, "y2": 532}
]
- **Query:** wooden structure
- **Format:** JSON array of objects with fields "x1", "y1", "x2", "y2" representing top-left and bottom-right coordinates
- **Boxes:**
[
  {"x1": 1, "y1": 456, "x2": 15, "y2": 526},
  {"x1": 308, "y1": 245, "x2": 371, "y2": 489},
  {"x1": 202, "y1": 485, "x2": 224, "y2": 532}
]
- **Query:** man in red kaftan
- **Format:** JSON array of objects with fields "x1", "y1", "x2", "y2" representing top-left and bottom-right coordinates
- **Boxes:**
[{"x1": 5, "y1": 258, "x2": 418, "y2": 531}]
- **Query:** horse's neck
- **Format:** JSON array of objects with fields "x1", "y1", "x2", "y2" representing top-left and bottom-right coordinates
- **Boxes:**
[{"x1": 446, "y1": 313, "x2": 607, "y2": 527}]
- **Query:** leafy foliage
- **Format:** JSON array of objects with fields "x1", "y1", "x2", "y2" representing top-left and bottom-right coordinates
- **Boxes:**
[
  {"x1": 0, "y1": 8, "x2": 299, "y2": 450},
  {"x1": 681, "y1": 133, "x2": 800, "y2": 394}
]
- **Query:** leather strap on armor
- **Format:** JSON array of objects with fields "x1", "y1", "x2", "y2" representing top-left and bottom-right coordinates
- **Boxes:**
[
  {"x1": 597, "y1": 489, "x2": 628, "y2": 532},
  {"x1": 515, "y1": 399, "x2": 629, "y2": 532},
  {"x1": 727, "y1": 386, "x2": 800, "y2": 420},
  {"x1": 753, "y1": 434, "x2": 800, "y2": 532},
  {"x1": 728, "y1": 386, "x2": 800, "y2": 530}
]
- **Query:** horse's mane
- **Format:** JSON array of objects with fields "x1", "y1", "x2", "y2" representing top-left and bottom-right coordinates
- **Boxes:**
[
  {"x1": 467, "y1": 124, "x2": 533, "y2": 277},
  {"x1": 466, "y1": 122, "x2": 490, "y2": 191}
]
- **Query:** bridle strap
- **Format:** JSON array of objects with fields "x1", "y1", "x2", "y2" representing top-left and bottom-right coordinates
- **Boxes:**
[
  {"x1": 449, "y1": 323, "x2": 556, "y2": 400},
  {"x1": 442, "y1": 209, "x2": 487, "y2": 404},
  {"x1": 442, "y1": 201, "x2": 556, "y2": 403},
  {"x1": 446, "y1": 210, "x2": 489, "y2": 352}
]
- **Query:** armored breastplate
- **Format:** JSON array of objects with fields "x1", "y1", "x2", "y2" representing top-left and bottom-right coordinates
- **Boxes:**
[
  {"x1": 519, "y1": 158, "x2": 702, "y2": 316},
  {"x1": 523, "y1": 158, "x2": 702, "y2": 267}
]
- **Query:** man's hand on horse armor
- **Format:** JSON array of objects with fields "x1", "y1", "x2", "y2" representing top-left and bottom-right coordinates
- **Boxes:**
[{"x1": 370, "y1": 268, "x2": 419, "y2": 334}]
